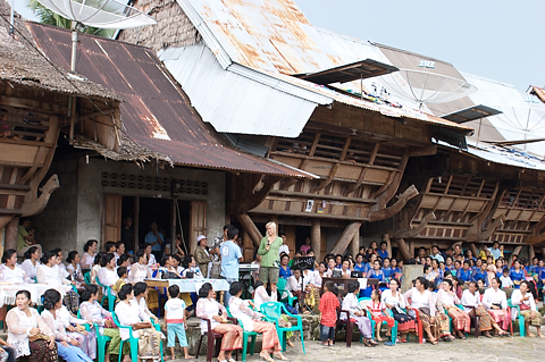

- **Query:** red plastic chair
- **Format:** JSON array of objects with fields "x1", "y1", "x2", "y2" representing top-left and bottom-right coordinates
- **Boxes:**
[
  {"x1": 335, "y1": 309, "x2": 356, "y2": 347},
  {"x1": 196, "y1": 317, "x2": 239, "y2": 362}
]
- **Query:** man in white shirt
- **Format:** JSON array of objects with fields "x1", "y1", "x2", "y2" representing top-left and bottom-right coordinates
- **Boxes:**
[{"x1": 278, "y1": 233, "x2": 290, "y2": 256}]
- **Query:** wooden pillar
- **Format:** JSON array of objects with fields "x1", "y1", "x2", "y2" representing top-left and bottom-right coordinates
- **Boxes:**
[
  {"x1": 236, "y1": 213, "x2": 263, "y2": 248},
  {"x1": 509, "y1": 245, "x2": 523, "y2": 266},
  {"x1": 349, "y1": 227, "x2": 360, "y2": 257},
  {"x1": 394, "y1": 237, "x2": 412, "y2": 261},
  {"x1": 170, "y1": 199, "x2": 176, "y2": 255},
  {"x1": 311, "y1": 220, "x2": 321, "y2": 261},
  {"x1": 528, "y1": 245, "x2": 535, "y2": 261},
  {"x1": 468, "y1": 242, "x2": 479, "y2": 258},
  {"x1": 5, "y1": 217, "x2": 18, "y2": 251},
  {"x1": 542, "y1": 247, "x2": 545, "y2": 259},
  {"x1": 409, "y1": 240, "x2": 415, "y2": 259},
  {"x1": 330, "y1": 222, "x2": 362, "y2": 255}
]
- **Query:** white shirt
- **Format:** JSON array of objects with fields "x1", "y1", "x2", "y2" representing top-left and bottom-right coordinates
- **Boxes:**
[
  {"x1": 66, "y1": 263, "x2": 83, "y2": 283},
  {"x1": 436, "y1": 289, "x2": 460, "y2": 308},
  {"x1": 115, "y1": 299, "x2": 149, "y2": 340},
  {"x1": 278, "y1": 244, "x2": 290, "y2": 256},
  {"x1": 80, "y1": 301, "x2": 111, "y2": 333},
  {"x1": 228, "y1": 296, "x2": 262, "y2": 331},
  {"x1": 165, "y1": 298, "x2": 186, "y2": 323},
  {"x1": 482, "y1": 288, "x2": 507, "y2": 310},
  {"x1": 341, "y1": 292, "x2": 364, "y2": 320},
  {"x1": 511, "y1": 289, "x2": 537, "y2": 311},
  {"x1": 6, "y1": 308, "x2": 53, "y2": 358},
  {"x1": 135, "y1": 297, "x2": 154, "y2": 322},
  {"x1": 147, "y1": 254, "x2": 157, "y2": 267},
  {"x1": 253, "y1": 285, "x2": 276, "y2": 311},
  {"x1": 461, "y1": 289, "x2": 481, "y2": 313},
  {"x1": 36, "y1": 264, "x2": 71, "y2": 292},
  {"x1": 21, "y1": 260, "x2": 40, "y2": 282},
  {"x1": 0, "y1": 264, "x2": 28, "y2": 284},
  {"x1": 196, "y1": 297, "x2": 226, "y2": 334},
  {"x1": 403, "y1": 287, "x2": 436, "y2": 316},
  {"x1": 500, "y1": 275, "x2": 513, "y2": 289},
  {"x1": 98, "y1": 267, "x2": 118, "y2": 294},
  {"x1": 81, "y1": 253, "x2": 95, "y2": 270},
  {"x1": 381, "y1": 289, "x2": 406, "y2": 309},
  {"x1": 286, "y1": 275, "x2": 303, "y2": 293}
]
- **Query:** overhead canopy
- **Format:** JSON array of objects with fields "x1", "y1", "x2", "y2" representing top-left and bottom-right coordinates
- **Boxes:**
[
  {"x1": 442, "y1": 104, "x2": 502, "y2": 124},
  {"x1": 294, "y1": 59, "x2": 398, "y2": 85}
]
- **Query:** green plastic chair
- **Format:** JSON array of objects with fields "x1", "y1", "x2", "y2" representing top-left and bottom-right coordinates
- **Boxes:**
[
  {"x1": 226, "y1": 306, "x2": 260, "y2": 361},
  {"x1": 507, "y1": 299, "x2": 526, "y2": 337},
  {"x1": 260, "y1": 302, "x2": 305, "y2": 354},
  {"x1": 78, "y1": 310, "x2": 112, "y2": 362},
  {"x1": 84, "y1": 272, "x2": 91, "y2": 285},
  {"x1": 276, "y1": 278, "x2": 297, "y2": 307},
  {"x1": 96, "y1": 279, "x2": 115, "y2": 312},
  {"x1": 358, "y1": 297, "x2": 397, "y2": 344},
  {"x1": 112, "y1": 311, "x2": 164, "y2": 362}
]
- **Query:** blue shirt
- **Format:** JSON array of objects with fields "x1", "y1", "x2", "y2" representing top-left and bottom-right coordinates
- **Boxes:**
[
  {"x1": 377, "y1": 249, "x2": 389, "y2": 260},
  {"x1": 457, "y1": 269, "x2": 472, "y2": 283},
  {"x1": 509, "y1": 269, "x2": 524, "y2": 288},
  {"x1": 382, "y1": 267, "x2": 393, "y2": 279},
  {"x1": 279, "y1": 265, "x2": 293, "y2": 279},
  {"x1": 220, "y1": 240, "x2": 242, "y2": 279},
  {"x1": 354, "y1": 263, "x2": 366, "y2": 273},
  {"x1": 471, "y1": 269, "x2": 488, "y2": 285},
  {"x1": 488, "y1": 247, "x2": 501, "y2": 260},
  {"x1": 368, "y1": 269, "x2": 385, "y2": 282},
  {"x1": 145, "y1": 231, "x2": 164, "y2": 252}
]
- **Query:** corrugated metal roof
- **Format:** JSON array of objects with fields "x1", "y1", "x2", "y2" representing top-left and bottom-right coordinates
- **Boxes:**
[
  {"x1": 27, "y1": 22, "x2": 313, "y2": 177},
  {"x1": 173, "y1": 0, "x2": 472, "y2": 134}
]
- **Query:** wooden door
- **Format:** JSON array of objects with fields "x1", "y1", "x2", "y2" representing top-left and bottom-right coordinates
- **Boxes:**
[
  {"x1": 103, "y1": 195, "x2": 122, "y2": 246},
  {"x1": 189, "y1": 201, "x2": 206, "y2": 254}
]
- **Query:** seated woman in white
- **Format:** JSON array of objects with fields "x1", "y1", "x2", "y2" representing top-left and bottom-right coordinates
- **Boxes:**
[
  {"x1": 0, "y1": 249, "x2": 30, "y2": 284},
  {"x1": 229, "y1": 282, "x2": 285, "y2": 362},
  {"x1": 37, "y1": 251, "x2": 80, "y2": 314},
  {"x1": 511, "y1": 280, "x2": 544, "y2": 338},
  {"x1": 97, "y1": 253, "x2": 118, "y2": 295},
  {"x1": 482, "y1": 277, "x2": 510, "y2": 334},
  {"x1": 21, "y1": 246, "x2": 41, "y2": 283},
  {"x1": 65, "y1": 251, "x2": 84, "y2": 286},
  {"x1": 128, "y1": 250, "x2": 152, "y2": 284},
  {"x1": 181, "y1": 255, "x2": 203, "y2": 278}
]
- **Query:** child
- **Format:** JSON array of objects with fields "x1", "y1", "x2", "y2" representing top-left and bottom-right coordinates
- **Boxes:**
[
  {"x1": 368, "y1": 289, "x2": 395, "y2": 342},
  {"x1": 318, "y1": 281, "x2": 339, "y2": 346},
  {"x1": 113, "y1": 267, "x2": 127, "y2": 294},
  {"x1": 500, "y1": 268, "x2": 513, "y2": 289},
  {"x1": 165, "y1": 285, "x2": 194, "y2": 360}
]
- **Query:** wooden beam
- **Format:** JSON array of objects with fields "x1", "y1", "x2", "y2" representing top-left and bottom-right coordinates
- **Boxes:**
[
  {"x1": 394, "y1": 237, "x2": 412, "y2": 261},
  {"x1": 250, "y1": 209, "x2": 369, "y2": 222},
  {"x1": 466, "y1": 214, "x2": 505, "y2": 243},
  {"x1": 330, "y1": 222, "x2": 362, "y2": 255},
  {"x1": 269, "y1": 189, "x2": 376, "y2": 204},
  {"x1": 468, "y1": 242, "x2": 479, "y2": 258},
  {"x1": 509, "y1": 246, "x2": 522, "y2": 266},
  {"x1": 350, "y1": 227, "x2": 360, "y2": 257},
  {"x1": 369, "y1": 185, "x2": 419, "y2": 222},
  {"x1": 0, "y1": 216, "x2": 13, "y2": 230},
  {"x1": 227, "y1": 176, "x2": 282, "y2": 214},
  {"x1": 236, "y1": 213, "x2": 263, "y2": 248},
  {"x1": 394, "y1": 212, "x2": 436, "y2": 239},
  {"x1": 21, "y1": 175, "x2": 60, "y2": 217},
  {"x1": 311, "y1": 220, "x2": 321, "y2": 261}
]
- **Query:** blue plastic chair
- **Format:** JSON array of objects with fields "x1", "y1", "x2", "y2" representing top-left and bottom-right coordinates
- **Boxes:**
[
  {"x1": 260, "y1": 302, "x2": 305, "y2": 353},
  {"x1": 78, "y1": 310, "x2": 112, "y2": 362},
  {"x1": 84, "y1": 272, "x2": 91, "y2": 285},
  {"x1": 276, "y1": 278, "x2": 297, "y2": 307},
  {"x1": 112, "y1": 311, "x2": 164, "y2": 362},
  {"x1": 226, "y1": 306, "x2": 260, "y2": 361},
  {"x1": 96, "y1": 279, "x2": 115, "y2": 312}
]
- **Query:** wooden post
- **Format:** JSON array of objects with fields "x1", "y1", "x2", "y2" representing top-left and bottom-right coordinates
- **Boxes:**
[
  {"x1": 5, "y1": 217, "x2": 18, "y2": 251},
  {"x1": 468, "y1": 242, "x2": 479, "y2": 258},
  {"x1": 509, "y1": 245, "x2": 523, "y2": 267},
  {"x1": 394, "y1": 237, "x2": 412, "y2": 261},
  {"x1": 311, "y1": 220, "x2": 321, "y2": 261},
  {"x1": 409, "y1": 240, "x2": 415, "y2": 259},
  {"x1": 330, "y1": 222, "x2": 362, "y2": 255},
  {"x1": 350, "y1": 227, "x2": 360, "y2": 257},
  {"x1": 529, "y1": 245, "x2": 535, "y2": 261},
  {"x1": 171, "y1": 199, "x2": 176, "y2": 255},
  {"x1": 236, "y1": 213, "x2": 263, "y2": 248}
]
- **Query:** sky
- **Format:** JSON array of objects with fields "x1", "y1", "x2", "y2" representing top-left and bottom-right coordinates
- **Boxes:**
[{"x1": 295, "y1": 0, "x2": 544, "y2": 92}]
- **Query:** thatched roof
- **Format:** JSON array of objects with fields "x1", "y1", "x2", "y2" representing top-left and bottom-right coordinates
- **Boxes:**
[{"x1": 0, "y1": 0, "x2": 122, "y2": 102}]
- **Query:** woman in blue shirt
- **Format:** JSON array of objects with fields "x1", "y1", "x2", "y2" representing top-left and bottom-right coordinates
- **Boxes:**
[
  {"x1": 382, "y1": 258, "x2": 393, "y2": 280},
  {"x1": 509, "y1": 260, "x2": 524, "y2": 288},
  {"x1": 456, "y1": 260, "x2": 472, "y2": 285},
  {"x1": 278, "y1": 254, "x2": 293, "y2": 279},
  {"x1": 367, "y1": 260, "x2": 385, "y2": 283},
  {"x1": 363, "y1": 254, "x2": 378, "y2": 276},
  {"x1": 353, "y1": 253, "x2": 366, "y2": 273}
]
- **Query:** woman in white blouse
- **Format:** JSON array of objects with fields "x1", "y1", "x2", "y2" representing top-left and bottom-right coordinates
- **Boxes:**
[
  {"x1": 6, "y1": 290, "x2": 57, "y2": 362},
  {"x1": 0, "y1": 249, "x2": 29, "y2": 284},
  {"x1": 196, "y1": 283, "x2": 242, "y2": 362},
  {"x1": 97, "y1": 254, "x2": 118, "y2": 295},
  {"x1": 115, "y1": 284, "x2": 164, "y2": 361},
  {"x1": 511, "y1": 281, "x2": 544, "y2": 337},
  {"x1": 403, "y1": 277, "x2": 438, "y2": 344},
  {"x1": 438, "y1": 279, "x2": 470, "y2": 339},
  {"x1": 41, "y1": 289, "x2": 93, "y2": 362},
  {"x1": 65, "y1": 251, "x2": 84, "y2": 286},
  {"x1": 341, "y1": 281, "x2": 377, "y2": 347},
  {"x1": 253, "y1": 281, "x2": 277, "y2": 311},
  {"x1": 80, "y1": 285, "x2": 128, "y2": 362},
  {"x1": 128, "y1": 250, "x2": 152, "y2": 284},
  {"x1": 21, "y1": 246, "x2": 41, "y2": 283},
  {"x1": 461, "y1": 281, "x2": 506, "y2": 338},
  {"x1": 228, "y1": 282, "x2": 285, "y2": 362},
  {"x1": 482, "y1": 277, "x2": 510, "y2": 333},
  {"x1": 81, "y1": 240, "x2": 98, "y2": 271},
  {"x1": 37, "y1": 251, "x2": 79, "y2": 314},
  {"x1": 381, "y1": 278, "x2": 416, "y2": 342}
]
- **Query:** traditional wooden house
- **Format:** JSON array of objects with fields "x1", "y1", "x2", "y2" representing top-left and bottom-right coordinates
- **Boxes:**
[
  {"x1": 0, "y1": 1, "x2": 122, "y2": 251},
  {"x1": 116, "y1": 0, "x2": 476, "y2": 259}
]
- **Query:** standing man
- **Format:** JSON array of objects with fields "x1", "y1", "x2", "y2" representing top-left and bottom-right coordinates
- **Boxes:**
[
  {"x1": 145, "y1": 221, "x2": 164, "y2": 263},
  {"x1": 258, "y1": 222, "x2": 283, "y2": 297},
  {"x1": 220, "y1": 226, "x2": 243, "y2": 305},
  {"x1": 194, "y1": 235, "x2": 211, "y2": 278},
  {"x1": 210, "y1": 225, "x2": 230, "y2": 279},
  {"x1": 121, "y1": 217, "x2": 135, "y2": 253},
  {"x1": 278, "y1": 232, "x2": 290, "y2": 256},
  {"x1": 489, "y1": 242, "x2": 502, "y2": 261}
]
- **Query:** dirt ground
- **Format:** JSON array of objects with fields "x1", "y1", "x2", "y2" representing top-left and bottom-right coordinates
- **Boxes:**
[{"x1": 170, "y1": 335, "x2": 545, "y2": 362}]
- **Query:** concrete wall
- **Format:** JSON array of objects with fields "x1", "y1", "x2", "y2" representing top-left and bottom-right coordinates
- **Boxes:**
[{"x1": 33, "y1": 155, "x2": 226, "y2": 255}]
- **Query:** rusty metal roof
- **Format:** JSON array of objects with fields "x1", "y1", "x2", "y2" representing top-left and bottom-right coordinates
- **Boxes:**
[{"x1": 27, "y1": 22, "x2": 313, "y2": 177}]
